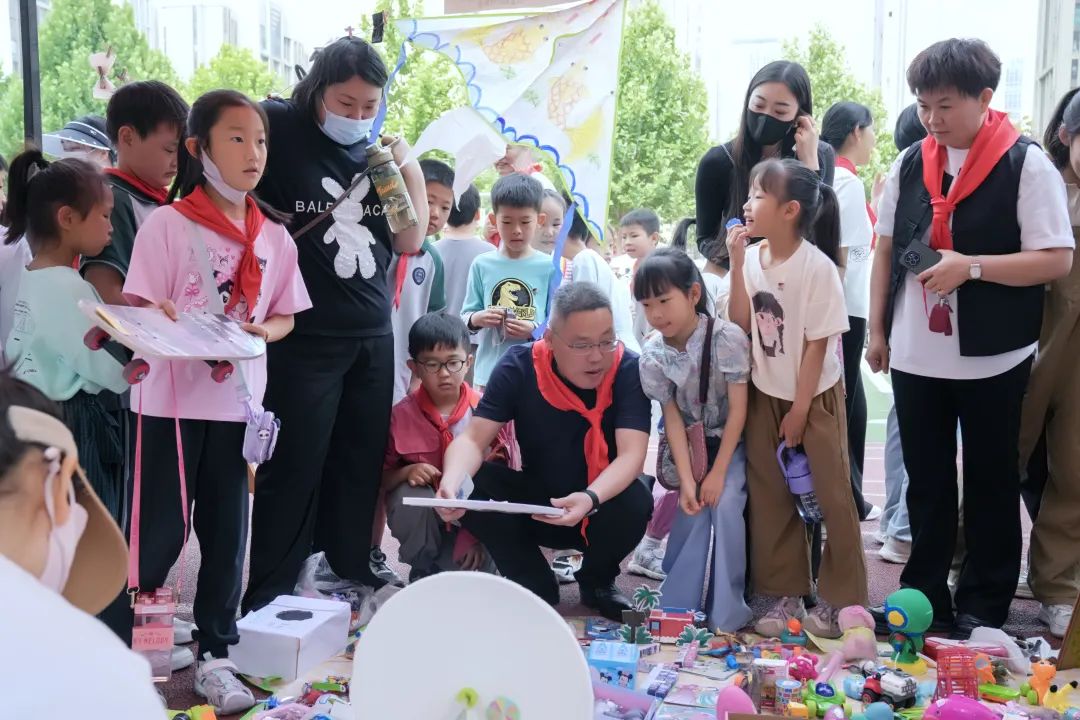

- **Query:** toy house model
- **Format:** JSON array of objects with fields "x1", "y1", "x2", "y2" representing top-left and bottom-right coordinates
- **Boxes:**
[{"x1": 648, "y1": 608, "x2": 696, "y2": 643}]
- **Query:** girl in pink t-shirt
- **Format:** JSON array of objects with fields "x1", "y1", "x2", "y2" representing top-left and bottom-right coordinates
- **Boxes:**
[
  {"x1": 727, "y1": 158, "x2": 867, "y2": 640},
  {"x1": 120, "y1": 90, "x2": 310, "y2": 715}
]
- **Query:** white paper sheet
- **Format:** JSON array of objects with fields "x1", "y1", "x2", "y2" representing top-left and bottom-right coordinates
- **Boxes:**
[{"x1": 402, "y1": 496, "x2": 566, "y2": 517}]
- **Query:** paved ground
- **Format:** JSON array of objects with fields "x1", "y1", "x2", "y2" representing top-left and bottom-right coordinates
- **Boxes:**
[{"x1": 159, "y1": 365, "x2": 1047, "y2": 714}]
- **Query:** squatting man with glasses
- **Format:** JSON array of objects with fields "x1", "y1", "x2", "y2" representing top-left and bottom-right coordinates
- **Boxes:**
[{"x1": 436, "y1": 282, "x2": 654, "y2": 619}]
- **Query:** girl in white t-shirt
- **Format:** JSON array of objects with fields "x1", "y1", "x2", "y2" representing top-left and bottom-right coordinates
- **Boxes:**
[
  {"x1": 728, "y1": 158, "x2": 867, "y2": 639},
  {"x1": 115, "y1": 90, "x2": 311, "y2": 715}
]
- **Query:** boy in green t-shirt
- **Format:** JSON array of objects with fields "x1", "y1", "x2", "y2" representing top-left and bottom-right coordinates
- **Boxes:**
[{"x1": 461, "y1": 173, "x2": 555, "y2": 388}]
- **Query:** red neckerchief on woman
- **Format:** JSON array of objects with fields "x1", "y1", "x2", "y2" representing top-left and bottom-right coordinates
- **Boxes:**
[
  {"x1": 393, "y1": 251, "x2": 419, "y2": 308},
  {"x1": 412, "y1": 382, "x2": 480, "y2": 487},
  {"x1": 531, "y1": 339, "x2": 625, "y2": 541},
  {"x1": 835, "y1": 156, "x2": 878, "y2": 250},
  {"x1": 173, "y1": 185, "x2": 265, "y2": 318},
  {"x1": 104, "y1": 167, "x2": 169, "y2": 205},
  {"x1": 921, "y1": 109, "x2": 1020, "y2": 251}
]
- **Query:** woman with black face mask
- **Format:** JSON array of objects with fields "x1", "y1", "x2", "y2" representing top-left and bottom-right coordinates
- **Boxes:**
[
  {"x1": 695, "y1": 61, "x2": 836, "y2": 246},
  {"x1": 693, "y1": 60, "x2": 836, "y2": 607}
]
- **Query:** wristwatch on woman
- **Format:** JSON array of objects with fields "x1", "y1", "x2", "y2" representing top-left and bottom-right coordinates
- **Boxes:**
[{"x1": 969, "y1": 258, "x2": 982, "y2": 280}]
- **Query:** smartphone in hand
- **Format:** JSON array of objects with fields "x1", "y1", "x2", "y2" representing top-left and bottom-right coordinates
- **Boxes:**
[{"x1": 899, "y1": 240, "x2": 943, "y2": 274}]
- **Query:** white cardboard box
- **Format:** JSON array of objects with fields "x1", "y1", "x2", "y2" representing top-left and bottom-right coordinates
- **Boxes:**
[{"x1": 231, "y1": 595, "x2": 351, "y2": 681}]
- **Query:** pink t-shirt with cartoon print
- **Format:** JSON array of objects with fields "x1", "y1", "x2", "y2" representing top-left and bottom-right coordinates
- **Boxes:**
[{"x1": 124, "y1": 205, "x2": 312, "y2": 422}]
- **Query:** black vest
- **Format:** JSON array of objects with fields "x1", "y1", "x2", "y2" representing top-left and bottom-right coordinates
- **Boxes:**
[{"x1": 887, "y1": 137, "x2": 1043, "y2": 357}]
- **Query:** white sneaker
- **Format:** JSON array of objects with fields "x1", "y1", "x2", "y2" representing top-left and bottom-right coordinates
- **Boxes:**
[
  {"x1": 174, "y1": 617, "x2": 197, "y2": 645},
  {"x1": 873, "y1": 531, "x2": 886, "y2": 546},
  {"x1": 1016, "y1": 569, "x2": 1035, "y2": 600},
  {"x1": 1038, "y1": 604, "x2": 1073, "y2": 638},
  {"x1": 755, "y1": 597, "x2": 805, "y2": 638},
  {"x1": 627, "y1": 536, "x2": 666, "y2": 580},
  {"x1": 878, "y1": 537, "x2": 911, "y2": 564},
  {"x1": 551, "y1": 550, "x2": 582, "y2": 584},
  {"x1": 866, "y1": 505, "x2": 883, "y2": 522},
  {"x1": 194, "y1": 655, "x2": 256, "y2": 714},
  {"x1": 171, "y1": 645, "x2": 194, "y2": 672}
]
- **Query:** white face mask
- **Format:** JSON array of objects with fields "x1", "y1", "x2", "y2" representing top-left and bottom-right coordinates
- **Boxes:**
[
  {"x1": 201, "y1": 150, "x2": 248, "y2": 206},
  {"x1": 319, "y1": 101, "x2": 374, "y2": 146},
  {"x1": 38, "y1": 448, "x2": 88, "y2": 594}
]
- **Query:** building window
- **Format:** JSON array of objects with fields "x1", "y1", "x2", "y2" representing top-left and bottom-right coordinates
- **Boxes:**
[{"x1": 270, "y1": 5, "x2": 282, "y2": 59}]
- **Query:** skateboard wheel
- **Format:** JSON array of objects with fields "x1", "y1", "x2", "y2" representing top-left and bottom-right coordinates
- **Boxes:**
[
  {"x1": 123, "y1": 359, "x2": 150, "y2": 385},
  {"x1": 210, "y1": 361, "x2": 234, "y2": 383},
  {"x1": 84, "y1": 326, "x2": 111, "y2": 350}
]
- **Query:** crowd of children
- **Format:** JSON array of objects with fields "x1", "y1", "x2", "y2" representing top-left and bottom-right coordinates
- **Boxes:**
[{"x1": 0, "y1": 31, "x2": 1078, "y2": 717}]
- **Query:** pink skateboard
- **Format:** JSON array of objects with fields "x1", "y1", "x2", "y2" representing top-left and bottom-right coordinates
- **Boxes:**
[{"x1": 79, "y1": 300, "x2": 265, "y2": 385}]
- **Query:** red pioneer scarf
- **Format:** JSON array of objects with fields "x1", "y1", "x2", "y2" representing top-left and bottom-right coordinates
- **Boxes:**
[
  {"x1": 921, "y1": 109, "x2": 1019, "y2": 251},
  {"x1": 173, "y1": 186, "x2": 265, "y2": 318},
  {"x1": 531, "y1": 339, "x2": 624, "y2": 540},
  {"x1": 392, "y1": 252, "x2": 419, "y2": 308},
  {"x1": 104, "y1": 167, "x2": 169, "y2": 206},
  {"x1": 835, "y1": 156, "x2": 878, "y2": 250},
  {"x1": 413, "y1": 382, "x2": 480, "y2": 466}
]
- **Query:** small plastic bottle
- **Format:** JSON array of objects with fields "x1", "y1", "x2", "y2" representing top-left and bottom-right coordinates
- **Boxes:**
[
  {"x1": 777, "y1": 444, "x2": 823, "y2": 524},
  {"x1": 132, "y1": 587, "x2": 177, "y2": 682},
  {"x1": 365, "y1": 141, "x2": 419, "y2": 234}
]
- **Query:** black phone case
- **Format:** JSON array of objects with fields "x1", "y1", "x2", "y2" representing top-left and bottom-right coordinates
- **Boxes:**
[{"x1": 899, "y1": 240, "x2": 943, "y2": 274}]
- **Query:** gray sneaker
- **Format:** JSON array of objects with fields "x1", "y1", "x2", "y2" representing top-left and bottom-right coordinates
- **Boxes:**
[
  {"x1": 755, "y1": 597, "x2": 805, "y2": 638},
  {"x1": 369, "y1": 547, "x2": 405, "y2": 588},
  {"x1": 194, "y1": 655, "x2": 255, "y2": 715},
  {"x1": 627, "y1": 536, "x2": 666, "y2": 580},
  {"x1": 804, "y1": 600, "x2": 842, "y2": 638}
]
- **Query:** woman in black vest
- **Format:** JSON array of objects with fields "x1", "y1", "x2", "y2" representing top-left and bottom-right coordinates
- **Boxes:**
[
  {"x1": 866, "y1": 39, "x2": 1073, "y2": 636},
  {"x1": 243, "y1": 36, "x2": 429, "y2": 612}
]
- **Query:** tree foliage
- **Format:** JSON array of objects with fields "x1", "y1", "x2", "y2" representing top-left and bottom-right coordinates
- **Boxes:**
[
  {"x1": 186, "y1": 45, "x2": 280, "y2": 102},
  {"x1": 783, "y1": 26, "x2": 898, "y2": 193},
  {"x1": 359, "y1": 0, "x2": 469, "y2": 144},
  {"x1": 609, "y1": 0, "x2": 709, "y2": 227},
  {"x1": 0, "y1": 0, "x2": 177, "y2": 160}
]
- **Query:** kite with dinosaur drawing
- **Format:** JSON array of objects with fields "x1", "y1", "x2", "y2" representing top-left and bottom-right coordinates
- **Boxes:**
[{"x1": 394, "y1": 0, "x2": 625, "y2": 240}]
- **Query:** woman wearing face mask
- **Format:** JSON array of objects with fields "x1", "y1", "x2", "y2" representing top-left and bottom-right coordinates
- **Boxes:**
[
  {"x1": 244, "y1": 35, "x2": 429, "y2": 612},
  {"x1": 0, "y1": 371, "x2": 165, "y2": 717},
  {"x1": 695, "y1": 61, "x2": 835, "y2": 247}
]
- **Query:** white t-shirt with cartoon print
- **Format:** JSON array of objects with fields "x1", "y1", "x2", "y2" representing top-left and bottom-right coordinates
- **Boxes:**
[{"x1": 742, "y1": 239, "x2": 849, "y2": 402}]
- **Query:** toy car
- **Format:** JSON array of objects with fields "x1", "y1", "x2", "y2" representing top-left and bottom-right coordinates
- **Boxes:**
[
  {"x1": 861, "y1": 666, "x2": 918, "y2": 709},
  {"x1": 803, "y1": 681, "x2": 848, "y2": 718}
]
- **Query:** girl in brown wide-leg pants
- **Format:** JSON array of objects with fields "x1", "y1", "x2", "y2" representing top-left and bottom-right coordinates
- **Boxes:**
[{"x1": 727, "y1": 158, "x2": 869, "y2": 640}]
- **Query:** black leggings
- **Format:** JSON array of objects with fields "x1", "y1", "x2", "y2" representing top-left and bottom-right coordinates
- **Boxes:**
[
  {"x1": 243, "y1": 333, "x2": 394, "y2": 613},
  {"x1": 100, "y1": 416, "x2": 248, "y2": 658}
]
